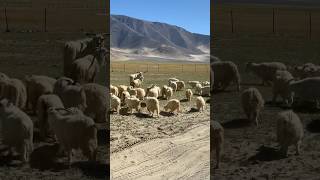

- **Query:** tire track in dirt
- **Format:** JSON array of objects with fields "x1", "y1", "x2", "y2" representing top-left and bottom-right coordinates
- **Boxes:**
[{"x1": 110, "y1": 122, "x2": 210, "y2": 180}]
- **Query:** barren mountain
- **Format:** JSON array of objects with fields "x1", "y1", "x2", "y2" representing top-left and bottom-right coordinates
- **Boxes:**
[{"x1": 111, "y1": 15, "x2": 210, "y2": 62}]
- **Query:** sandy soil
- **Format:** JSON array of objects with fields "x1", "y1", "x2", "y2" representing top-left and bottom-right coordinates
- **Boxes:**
[{"x1": 111, "y1": 121, "x2": 210, "y2": 180}]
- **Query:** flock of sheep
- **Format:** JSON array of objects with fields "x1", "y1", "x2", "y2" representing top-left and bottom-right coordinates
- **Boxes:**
[
  {"x1": 0, "y1": 33, "x2": 108, "y2": 166},
  {"x1": 211, "y1": 59, "x2": 320, "y2": 169},
  {"x1": 110, "y1": 72, "x2": 211, "y2": 118}
]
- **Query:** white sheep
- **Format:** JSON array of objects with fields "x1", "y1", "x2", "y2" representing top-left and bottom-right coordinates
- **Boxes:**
[
  {"x1": 125, "y1": 96, "x2": 141, "y2": 114},
  {"x1": 146, "y1": 85, "x2": 161, "y2": 98},
  {"x1": 130, "y1": 79, "x2": 142, "y2": 88},
  {"x1": 117, "y1": 85, "x2": 128, "y2": 98},
  {"x1": 212, "y1": 61, "x2": 241, "y2": 91},
  {"x1": 162, "y1": 86, "x2": 173, "y2": 100},
  {"x1": 110, "y1": 84, "x2": 119, "y2": 97},
  {"x1": 168, "y1": 81, "x2": 177, "y2": 92},
  {"x1": 121, "y1": 91, "x2": 130, "y2": 104},
  {"x1": 211, "y1": 121, "x2": 224, "y2": 169},
  {"x1": 288, "y1": 77, "x2": 320, "y2": 108},
  {"x1": 246, "y1": 62, "x2": 287, "y2": 86},
  {"x1": 83, "y1": 83, "x2": 108, "y2": 123},
  {"x1": 53, "y1": 77, "x2": 74, "y2": 97},
  {"x1": 202, "y1": 81, "x2": 210, "y2": 86},
  {"x1": 164, "y1": 99, "x2": 181, "y2": 114},
  {"x1": 135, "y1": 88, "x2": 146, "y2": 100},
  {"x1": 129, "y1": 72, "x2": 144, "y2": 83},
  {"x1": 187, "y1": 81, "x2": 200, "y2": 89},
  {"x1": 176, "y1": 81, "x2": 185, "y2": 91},
  {"x1": 47, "y1": 107, "x2": 97, "y2": 166},
  {"x1": 168, "y1": 78, "x2": 179, "y2": 83},
  {"x1": 241, "y1": 87, "x2": 264, "y2": 126},
  {"x1": 63, "y1": 34, "x2": 105, "y2": 77},
  {"x1": 185, "y1": 89, "x2": 193, "y2": 101},
  {"x1": 195, "y1": 83, "x2": 202, "y2": 95},
  {"x1": 145, "y1": 97, "x2": 160, "y2": 117},
  {"x1": 196, "y1": 96, "x2": 206, "y2": 111},
  {"x1": 71, "y1": 47, "x2": 108, "y2": 84},
  {"x1": 272, "y1": 70, "x2": 294, "y2": 105},
  {"x1": 36, "y1": 94, "x2": 64, "y2": 139},
  {"x1": 0, "y1": 99, "x2": 33, "y2": 162},
  {"x1": 110, "y1": 93, "x2": 121, "y2": 114},
  {"x1": 276, "y1": 110, "x2": 303, "y2": 156},
  {"x1": 58, "y1": 83, "x2": 87, "y2": 111},
  {"x1": 128, "y1": 86, "x2": 137, "y2": 96},
  {"x1": 23, "y1": 75, "x2": 57, "y2": 113},
  {"x1": 1, "y1": 78, "x2": 27, "y2": 110}
]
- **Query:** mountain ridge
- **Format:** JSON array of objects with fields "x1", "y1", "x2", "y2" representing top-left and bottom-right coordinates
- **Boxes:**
[{"x1": 110, "y1": 14, "x2": 210, "y2": 62}]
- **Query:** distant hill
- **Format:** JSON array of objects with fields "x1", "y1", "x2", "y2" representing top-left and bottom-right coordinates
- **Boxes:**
[{"x1": 111, "y1": 15, "x2": 210, "y2": 62}]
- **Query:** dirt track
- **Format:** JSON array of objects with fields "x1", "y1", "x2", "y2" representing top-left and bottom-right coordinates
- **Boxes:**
[{"x1": 111, "y1": 122, "x2": 210, "y2": 180}]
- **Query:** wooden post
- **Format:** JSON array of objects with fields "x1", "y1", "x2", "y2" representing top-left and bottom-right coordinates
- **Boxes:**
[
  {"x1": 230, "y1": 9, "x2": 234, "y2": 33},
  {"x1": 5, "y1": 8, "x2": 9, "y2": 32},
  {"x1": 44, "y1": 8, "x2": 47, "y2": 32},
  {"x1": 272, "y1": 8, "x2": 275, "y2": 34},
  {"x1": 309, "y1": 11, "x2": 312, "y2": 39}
]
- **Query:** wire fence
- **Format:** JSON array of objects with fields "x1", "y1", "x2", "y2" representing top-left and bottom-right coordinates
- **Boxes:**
[
  {"x1": 111, "y1": 63, "x2": 210, "y2": 73},
  {"x1": 213, "y1": 5, "x2": 320, "y2": 38},
  {"x1": 0, "y1": 7, "x2": 108, "y2": 32}
]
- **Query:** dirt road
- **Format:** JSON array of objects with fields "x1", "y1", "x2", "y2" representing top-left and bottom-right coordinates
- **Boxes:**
[{"x1": 111, "y1": 122, "x2": 210, "y2": 180}]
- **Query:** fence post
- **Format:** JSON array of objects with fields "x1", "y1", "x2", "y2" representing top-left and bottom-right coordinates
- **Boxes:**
[
  {"x1": 44, "y1": 8, "x2": 47, "y2": 32},
  {"x1": 230, "y1": 9, "x2": 234, "y2": 33},
  {"x1": 4, "y1": 8, "x2": 9, "y2": 32},
  {"x1": 272, "y1": 8, "x2": 275, "y2": 34},
  {"x1": 309, "y1": 11, "x2": 312, "y2": 39}
]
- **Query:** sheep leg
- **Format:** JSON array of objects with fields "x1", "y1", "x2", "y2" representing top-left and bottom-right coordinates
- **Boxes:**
[
  {"x1": 254, "y1": 111, "x2": 259, "y2": 127},
  {"x1": 295, "y1": 141, "x2": 301, "y2": 155},
  {"x1": 20, "y1": 144, "x2": 28, "y2": 163},
  {"x1": 215, "y1": 146, "x2": 221, "y2": 169},
  {"x1": 67, "y1": 150, "x2": 73, "y2": 167}
]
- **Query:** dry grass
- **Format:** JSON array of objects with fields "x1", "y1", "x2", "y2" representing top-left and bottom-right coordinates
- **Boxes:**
[{"x1": 111, "y1": 62, "x2": 210, "y2": 73}]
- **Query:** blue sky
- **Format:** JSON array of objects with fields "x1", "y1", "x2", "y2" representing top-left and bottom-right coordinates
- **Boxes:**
[{"x1": 110, "y1": 0, "x2": 210, "y2": 35}]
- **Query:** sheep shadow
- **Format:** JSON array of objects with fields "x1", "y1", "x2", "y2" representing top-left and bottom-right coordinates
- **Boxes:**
[
  {"x1": 160, "y1": 111, "x2": 176, "y2": 117},
  {"x1": 180, "y1": 99, "x2": 189, "y2": 103},
  {"x1": 187, "y1": 108, "x2": 200, "y2": 113},
  {"x1": 248, "y1": 145, "x2": 285, "y2": 163},
  {"x1": 73, "y1": 161, "x2": 109, "y2": 179},
  {"x1": 134, "y1": 112, "x2": 153, "y2": 118},
  {"x1": 221, "y1": 118, "x2": 252, "y2": 129},
  {"x1": 206, "y1": 98, "x2": 211, "y2": 104},
  {"x1": 119, "y1": 107, "x2": 130, "y2": 116},
  {"x1": 307, "y1": 119, "x2": 320, "y2": 133},
  {"x1": 30, "y1": 143, "x2": 68, "y2": 171}
]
